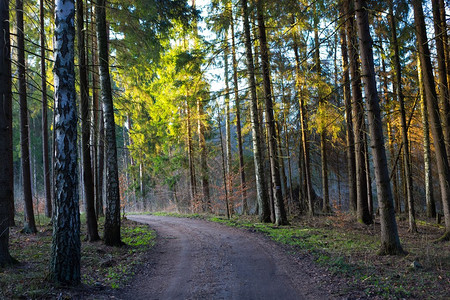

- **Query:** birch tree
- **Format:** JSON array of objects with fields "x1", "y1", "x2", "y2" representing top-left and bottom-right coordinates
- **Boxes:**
[{"x1": 50, "y1": 0, "x2": 81, "y2": 284}]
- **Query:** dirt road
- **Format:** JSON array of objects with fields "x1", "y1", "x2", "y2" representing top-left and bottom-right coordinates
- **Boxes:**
[{"x1": 118, "y1": 215, "x2": 335, "y2": 300}]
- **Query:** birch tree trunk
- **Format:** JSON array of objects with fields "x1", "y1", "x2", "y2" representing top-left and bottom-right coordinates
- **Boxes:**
[
  {"x1": 17, "y1": 0, "x2": 37, "y2": 234},
  {"x1": 241, "y1": 0, "x2": 270, "y2": 222},
  {"x1": 96, "y1": 0, "x2": 122, "y2": 246},
  {"x1": 0, "y1": 0, "x2": 15, "y2": 266},
  {"x1": 50, "y1": 0, "x2": 81, "y2": 283},
  {"x1": 355, "y1": 0, "x2": 403, "y2": 254},
  {"x1": 418, "y1": 58, "x2": 436, "y2": 219},
  {"x1": 412, "y1": 0, "x2": 450, "y2": 241}
]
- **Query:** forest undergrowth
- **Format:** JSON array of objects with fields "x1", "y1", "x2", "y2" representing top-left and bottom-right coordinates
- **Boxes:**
[
  {"x1": 0, "y1": 214, "x2": 156, "y2": 299},
  {"x1": 154, "y1": 211, "x2": 450, "y2": 299}
]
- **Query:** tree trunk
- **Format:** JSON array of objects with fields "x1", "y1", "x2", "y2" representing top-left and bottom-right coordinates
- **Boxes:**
[
  {"x1": 97, "y1": 111, "x2": 105, "y2": 217},
  {"x1": 17, "y1": 0, "x2": 37, "y2": 234},
  {"x1": 0, "y1": 0, "x2": 15, "y2": 266},
  {"x1": 382, "y1": 58, "x2": 401, "y2": 213},
  {"x1": 355, "y1": 0, "x2": 404, "y2": 254},
  {"x1": 339, "y1": 24, "x2": 357, "y2": 213},
  {"x1": 198, "y1": 96, "x2": 210, "y2": 212},
  {"x1": 51, "y1": 0, "x2": 81, "y2": 284},
  {"x1": 292, "y1": 28, "x2": 314, "y2": 216},
  {"x1": 344, "y1": 0, "x2": 371, "y2": 224},
  {"x1": 389, "y1": 2, "x2": 416, "y2": 232},
  {"x1": 256, "y1": 0, "x2": 288, "y2": 225},
  {"x1": 186, "y1": 98, "x2": 197, "y2": 206},
  {"x1": 218, "y1": 108, "x2": 231, "y2": 219},
  {"x1": 412, "y1": 0, "x2": 450, "y2": 240},
  {"x1": 224, "y1": 30, "x2": 233, "y2": 213},
  {"x1": 231, "y1": 11, "x2": 248, "y2": 214},
  {"x1": 78, "y1": 0, "x2": 100, "y2": 241},
  {"x1": 241, "y1": 0, "x2": 270, "y2": 222},
  {"x1": 418, "y1": 58, "x2": 436, "y2": 219},
  {"x1": 40, "y1": 0, "x2": 52, "y2": 219},
  {"x1": 96, "y1": 0, "x2": 122, "y2": 246},
  {"x1": 431, "y1": 0, "x2": 450, "y2": 159}
]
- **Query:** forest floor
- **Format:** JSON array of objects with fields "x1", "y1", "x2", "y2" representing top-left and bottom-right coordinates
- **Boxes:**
[{"x1": 0, "y1": 212, "x2": 449, "y2": 299}]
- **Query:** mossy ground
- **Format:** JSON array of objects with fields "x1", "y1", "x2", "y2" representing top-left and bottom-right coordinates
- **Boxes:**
[{"x1": 0, "y1": 213, "x2": 155, "y2": 299}]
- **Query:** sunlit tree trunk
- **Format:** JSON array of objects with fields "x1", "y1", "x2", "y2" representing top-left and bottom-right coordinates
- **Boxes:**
[
  {"x1": 389, "y1": 1, "x2": 416, "y2": 232},
  {"x1": 241, "y1": 0, "x2": 270, "y2": 222},
  {"x1": 256, "y1": 0, "x2": 288, "y2": 225},
  {"x1": 17, "y1": 0, "x2": 37, "y2": 234},
  {"x1": 40, "y1": 0, "x2": 52, "y2": 219},
  {"x1": 231, "y1": 11, "x2": 248, "y2": 214},
  {"x1": 0, "y1": 0, "x2": 15, "y2": 266},
  {"x1": 186, "y1": 98, "x2": 197, "y2": 206},
  {"x1": 50, "y1": 0, "x2": 81, "y2": 283},
  {"x1": 418, "y1": 58, "x2": 436, "y2": 219},
  {"x1": 355, "y1": 0, "x2": 403, "y2": 254},
  {"x1": 339, "y1": 24, "x2": 356, "y2": 213},
  {"x1": 78, "y1": 0, "x2": 100, "y2": 241},
  {"x1": 345, "y1": 0, "x2": 370, "y2": 224},
  {"x1": 431, "y1": 0, "x2": 450, "y2": 158},
  {"x1": 413, "y1": 0, "x2": 450, "y2": 240},
  {"x1": 96, "y1": 0, "x2": 122, "y2": 246}
]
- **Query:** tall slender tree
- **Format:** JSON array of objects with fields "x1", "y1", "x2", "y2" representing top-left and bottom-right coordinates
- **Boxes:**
[
  {"x1": 256, "y1": 0, "x2": 288, "y2": 225},
  {"x1": 96, "y1": 0, "x2": 122, "y2": 246},
  {"x1": 344, "y1": 0, "x2": 371, "y2": 224},
  {"x1": 418, "y1": 58, "x2": 436, "y2": 219},
  {"x1": 0, "y1": 0, "x2": 16, "y2": 266},
  {"x1": 241, "y1": 0, "x2": 270, "y2": 222},
  {"x1": 389, "y1": 1, "x2": 416, "y2": 232},
  {"x1": 412, "y1": 0, "x2": 450, "y2": 241},
  {"x1": 17, "y1": 0, "x2": 37, "y2": 234},
  {"x1": 40, "y1": 0, "x2": 52, "y2": 219},
  {"x1": 78, "y1": 0, "x2": 100, "y2": 241},
  {"x1": 51, "y1": 0, "x2": 81, "y2": 284},
  {"x1": 355, "y1": 0, "x2": 403, "y2": 254}
]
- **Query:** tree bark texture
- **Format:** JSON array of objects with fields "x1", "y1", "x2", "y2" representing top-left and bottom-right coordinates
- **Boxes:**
[
  {"x1": 224, "y1": 31, "x2": 233, "y2": 212},
  {"x1": 0, "y1": 0, "x2": 15, "y2": 266},
  {"x1": 256, "y1": 0, "x2": 288, "y2": 225},
  {"x1": 198, "y1": 97, "x2": 210, "y2": 212},
  {"x1": 96, "y1": 0, "x2": 122, "y2": 246},
  {"x1": 51, "y1": 0, "x2": 81, "y2": 284},
  {"x1": 241, "y1": 0, "x2": 270, "y2": 222},
  {"x1": 78, "y1": 0, "x2": 100, "y2": 241},
  {"x1": 17, "y1": 0, "x2": 37, "y2": 234},
  {"x1": 355, "y1": 0, "x2": 403, "y2": 254},
  {"x1": 412, "y1": 0, "x2": 450, "y2": 240}
]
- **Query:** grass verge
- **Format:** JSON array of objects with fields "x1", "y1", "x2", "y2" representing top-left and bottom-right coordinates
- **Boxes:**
[
  {"x1": 0, "y1": 214, "x2": 156, "y2": 299},
  {"x1": 152, "y1": 211, "x2": 450, "y2": 299}
]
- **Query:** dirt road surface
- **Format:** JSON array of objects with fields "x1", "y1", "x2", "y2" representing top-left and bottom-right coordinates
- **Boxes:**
[{"x1": 114, "y1": 215, "x2": 341, "y2": 300}]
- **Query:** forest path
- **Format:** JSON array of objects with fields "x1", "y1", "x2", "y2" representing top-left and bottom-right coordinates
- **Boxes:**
[{"x1": 116, "y1": 215, "x2": 335, "y2": 300}]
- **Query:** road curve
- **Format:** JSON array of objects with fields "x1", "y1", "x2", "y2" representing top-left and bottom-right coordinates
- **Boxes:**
[{"x1": 119, "y1": 215, "x2": 333, "y2": 300}]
